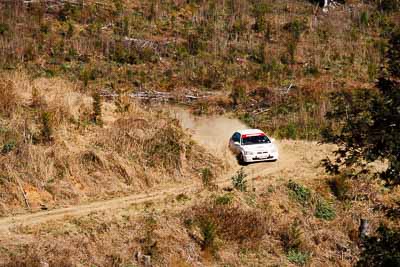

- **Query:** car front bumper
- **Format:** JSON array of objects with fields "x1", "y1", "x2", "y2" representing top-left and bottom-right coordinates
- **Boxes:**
[{"x1": 243, "y1": 152, "x2": 279, "y2": 163}]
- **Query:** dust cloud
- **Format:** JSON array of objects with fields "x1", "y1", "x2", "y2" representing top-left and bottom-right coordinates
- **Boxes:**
[{"x1": 171, "y1": 107, "x2": 247, "y2": 167}]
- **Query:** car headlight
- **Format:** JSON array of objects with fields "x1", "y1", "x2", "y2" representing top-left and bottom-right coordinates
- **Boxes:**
[{"x1": 244, "y1": 151, "x2": 254, "y2": 155}]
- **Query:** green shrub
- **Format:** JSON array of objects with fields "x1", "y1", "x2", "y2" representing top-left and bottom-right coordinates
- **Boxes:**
[
  {"x1": 40, "y1": 22, "x2": 50, "y2": 34},
  {"x1": 191, "y1": 59, "x2": 226, "y2": 90},
  {"x1": 304, "y1": 63, "x2": 319, "y2": 76},
  {"x1": 201, "y1": 167, "x2": 215, "y2": 189},
  {"x1": 286, "y1": 39, "x2": 298, "y2": 64},
  {"x1": 187, "y1": 32, "x2": 204, "y2": 55},
  {"x1": 250, "y1": 43, "x2": 266, "y2": 64},
  {"x1": 251, "y1": 1, "x2": 271, "y2": 18},
  {"x1": 0, "y1": 23, "x2": 9, "y2": 36},
  {"x1": 140, "y1": 47, "x2": 158, "y2": 63},
  {"x1": 287, "y1": 180, "x2": 311, "y2": 206},
  {"x1": 251, "y1": 1, "x2": 271, "y2": 33},
  {"x1": 279, "y1": 122, "x2": 298, "y2": 139},
  {"x1": 253, "y1": 14, "x2": 267, "y2": 33},
  {"x1": 190, "y1": 203, "x2": 267, "y2": 245},
  {"x1": 230, "y1": 85, "x2": 247, "y2": 106},
  {"x1": 199, "y1": 218, "x2": 217, "y2": 251},
  {"x1": 66, "y1": 21, "x2": 74, "y2": 38},
  {"x1": 230, "y1": 17, "x2": 248, "y2": 39},
  {"x1": 1, "y1": 140, "x2": 16, "y2": 154},
  {"x1": 283, "y1": 19, "x2": 308, "y2": 41},
  {"x1": 282, "y1": 222, "x2": 303, "y2": 252},
  {"x1": 109, "y1": 42, "x2": 158, "y2": 64},
  {"x1": 79, "y1": 67, "x2": 97, "y2": 87},
  {"x1": 92, "y1": 91, "x2": 102, "y2": 125},
  {"x1": 40, "y1": 111, "x2": 53, "y2": 143},
  {"x1": 260, "y1": 59, "x2": 284, "y2": 77},
  {"x1": 232, "y1": 168, "x2": 247, "y2": 192},
  {"x1": 142, "y1": 213, "x2": 158, "y2": 257},
  {"x1": 359, "y1": 11, "x2": 370, "y2": 28},
  {"x1": 215, "y1": 194, "x2": 233, "y2": 205},
  {"x1": 314, "y1": 198, "x2": 336, "y2": 220},
  {"x1": 287, "y1": 249, "x2": 310, "y2": 266}
]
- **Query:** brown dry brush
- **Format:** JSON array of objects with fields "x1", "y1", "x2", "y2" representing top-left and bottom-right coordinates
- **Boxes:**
[
  {"x1": 186, "y1": 201, "x2": 268, "y2": 249},
  {"x1": 1, "y1": 249, "x2": 73, "y2": 267},
  {"x1": 0, "y1": 79, "x2": 18, "y2": 118},
  {"x1": 0, "y1": 0, "x2": 390, "y2": 144},
  {"x1": 97, "y1": 116, "x2": 187, "y2": 173},
  {"x1": 0, "y1": 72, "x2": 222, "y2": 214}
]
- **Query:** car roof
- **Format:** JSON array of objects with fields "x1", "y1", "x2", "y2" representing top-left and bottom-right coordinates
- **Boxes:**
[{"x1": 237, "y1": 129, "x2": 265, "y2": 135}]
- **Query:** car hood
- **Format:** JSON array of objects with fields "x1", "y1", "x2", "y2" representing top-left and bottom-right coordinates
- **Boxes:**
[{"x1": 242, "y1": 143, "x2": 276, "y2": 152}]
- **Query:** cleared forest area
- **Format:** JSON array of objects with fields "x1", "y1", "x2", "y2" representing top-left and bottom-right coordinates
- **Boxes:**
[{"x1": 0, "y1": 0, "x2": 399, "y2": 266}]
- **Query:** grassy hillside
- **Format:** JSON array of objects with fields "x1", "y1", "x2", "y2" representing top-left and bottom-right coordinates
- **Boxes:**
[
  {"x1": 0, "y1": 158, "x2": 398, "y2": 266},
  {"x1": 0, "y1": 1, "x2": 399, "y2": 266},
  {"x1": 0, "y1": 0, "x2": 398, "y2": 139},
  {"x1": 0, "y1": 71, "x2": 223, "y2": 215}
]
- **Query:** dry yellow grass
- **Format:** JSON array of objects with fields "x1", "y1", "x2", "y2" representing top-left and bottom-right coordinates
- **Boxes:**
[
  {"x1": 0, "y1": 71, "x2": 222, "y2": 215},
  {"x1": 0, "y1": 1, "x2": 398, "y2": 265}
]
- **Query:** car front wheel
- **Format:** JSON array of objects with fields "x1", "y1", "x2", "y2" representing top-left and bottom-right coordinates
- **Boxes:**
[{"x1": 238, "y1": 153, "x2": 248, "y2": 166}]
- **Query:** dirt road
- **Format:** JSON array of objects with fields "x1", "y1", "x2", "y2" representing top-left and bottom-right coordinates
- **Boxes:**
[
  {"x1": 0, "y1": 108, "x2": 327, "y2": 234},
  {"x1": 171, "y1": 107, "x2": 323, "y2": 180}
]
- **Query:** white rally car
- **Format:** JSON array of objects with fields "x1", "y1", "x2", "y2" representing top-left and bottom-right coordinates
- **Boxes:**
[{"x1": 229, "y1": 129, "x2": 279, "y2": 164}]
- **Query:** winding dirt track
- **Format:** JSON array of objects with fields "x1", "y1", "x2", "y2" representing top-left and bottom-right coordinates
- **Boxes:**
[{"x1": 0, "y1": 108, "x2": 321, "y2": 234}]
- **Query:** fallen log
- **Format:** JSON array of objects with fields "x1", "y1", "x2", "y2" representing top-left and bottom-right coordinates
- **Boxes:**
[{"x1": 100, "y1": 90, "x2": 213, "y2": 104}]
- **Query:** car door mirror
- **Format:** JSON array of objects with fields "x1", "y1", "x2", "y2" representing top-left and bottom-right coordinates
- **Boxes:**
[{"x1": 270, "y1": 138, "x2": 276, "y2": 143}]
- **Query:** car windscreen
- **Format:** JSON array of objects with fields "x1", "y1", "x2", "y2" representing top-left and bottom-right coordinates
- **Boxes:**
[{"x1": 241, "y1": 135, "x2": 271, "y2": 145}]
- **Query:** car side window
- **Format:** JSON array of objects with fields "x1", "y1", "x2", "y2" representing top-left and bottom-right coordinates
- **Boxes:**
[{"x1": 232, "y1": 133, "x2": 240, "y2": 142}]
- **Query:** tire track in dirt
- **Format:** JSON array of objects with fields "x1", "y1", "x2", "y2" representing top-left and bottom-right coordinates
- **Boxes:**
[{"x1": 0, "y1": 108, "x2": 319, "y2": 234}]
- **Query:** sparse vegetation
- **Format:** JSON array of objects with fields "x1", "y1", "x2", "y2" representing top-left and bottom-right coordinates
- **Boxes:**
[
  {"x1": 142, "y1": 212, "x2": 159, "y2": 258},
  {"x1": 0, "y1": 0, "x2": 399, "y2": 266},
  {"x1": 1, "y1": 140, "x2": 16, "y2": 154},
  {"x1": 0, "y1": 80, "x2": 17, "y2": 118},
  {"x1": 198, "y1": 218, "x2": 217, "y2": 252},
  {"x1": 232, "y1": 168, "x2": 248, "y2": 192},
  {"x1": 91, "y1": 91, "x2": 103, "y2": 125},
  {"x1": 39, "y1": 111, "x2": 53, "y2": 143},
  {"x1": 281, "y1": 221, "x2": 311, "y2": 266},
  {"x1": 145, "y1": 124, "x2": 184, "y2": 172},
  {"x1": 281, "y1": 222, "x2": 304, "y2": 252},
  {"x1": 314, "y1": 198, "x2": 336, "y2": 221},
  {"x1": 287, "y1": 180, "x2": 311, "y2": 206},
  {"x1": 201, "y1": 167, "x2": 215, "y2": 189},
  {"x1": 287, "y1": 249, "x2": 310, "y2": 266},
  {"x1": 188, "y1": 201, "x2": 267, "y2": 247},
  {"x1": 215, "y1": 193, "x2": 233, "y2": 205}
]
